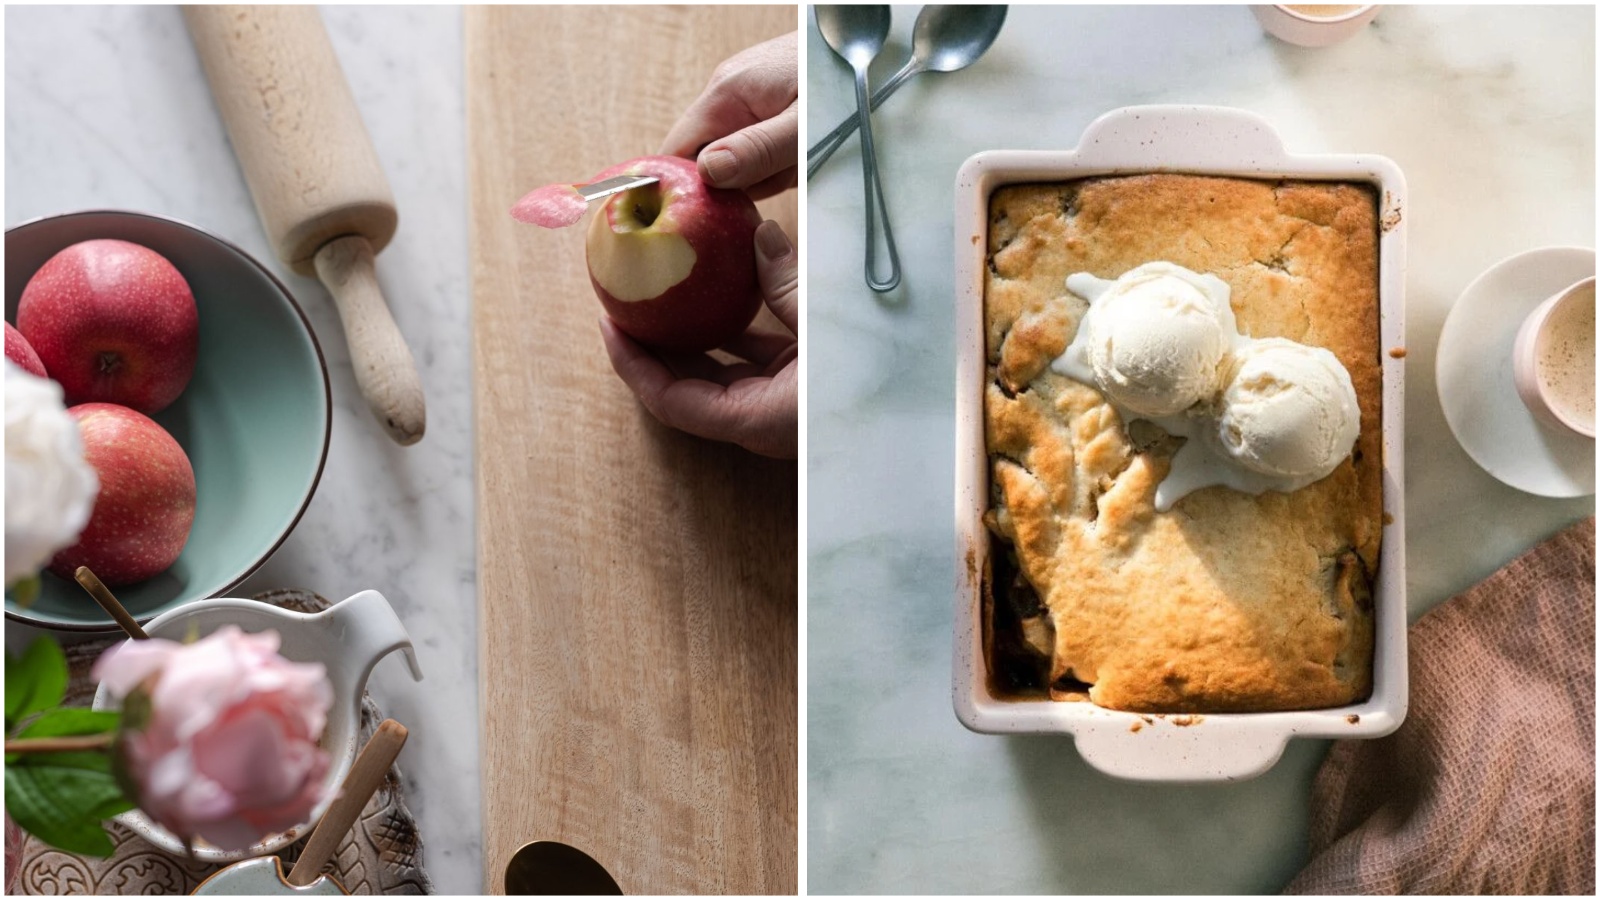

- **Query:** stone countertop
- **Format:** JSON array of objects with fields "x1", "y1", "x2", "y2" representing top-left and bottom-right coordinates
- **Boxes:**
[
  {"x1": 6, "y1": 6, "x2": 480, "y2": 893},
  {"x1": 805, "y1": 4, "x2": 1594, "y2": 893}
]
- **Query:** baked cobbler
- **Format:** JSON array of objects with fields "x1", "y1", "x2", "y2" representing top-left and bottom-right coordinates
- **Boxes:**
[{"x1": 983, "y1": 174, "x2": 1381, "y2": 713}]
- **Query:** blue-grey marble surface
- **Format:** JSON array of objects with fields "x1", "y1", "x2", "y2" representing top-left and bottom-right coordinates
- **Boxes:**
[
  {"x1": 5, "y1": 6, "x2": 480, "y2": 893},
  {"x1": 806, "y1": 4, "x2": 1594, "y2": 893}
]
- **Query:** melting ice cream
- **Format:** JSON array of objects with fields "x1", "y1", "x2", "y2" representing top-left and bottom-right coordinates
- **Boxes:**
[{"x1": 1052, "y1": 262, "x2": 1361, "y2": 510}]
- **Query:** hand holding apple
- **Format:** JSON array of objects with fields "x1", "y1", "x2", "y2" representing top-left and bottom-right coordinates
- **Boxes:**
[
  {"x1": 47, "y1": 403, "x2": 196, "y2": 587},
  {"x1": 600, "y1": 221, "x2": 797, "y2": 459},
  {"x1": 513, "y1": 155, "x2": 764, "y2": 353},
  {"x1": 17, "y1": 239, "x2": 198, "y2": 414}
]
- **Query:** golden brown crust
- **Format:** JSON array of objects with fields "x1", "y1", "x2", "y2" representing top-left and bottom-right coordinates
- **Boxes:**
[{"x1": 983, "y1": 174, "x2": 1381, "y2": 713}]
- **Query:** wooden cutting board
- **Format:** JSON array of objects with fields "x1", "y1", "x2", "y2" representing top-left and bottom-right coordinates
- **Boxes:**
[{"x1": 466, "y1": 6, "x2": 798, "y2": 895}]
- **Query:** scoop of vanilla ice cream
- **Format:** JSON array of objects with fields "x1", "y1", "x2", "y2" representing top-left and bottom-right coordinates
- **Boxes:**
[
  {"x1": 1080, "y1": 267, "x2": 1232, "y2": 417},
  {"x1": 1211, "y1": 338, "x2": 1360, "y2": 479}
]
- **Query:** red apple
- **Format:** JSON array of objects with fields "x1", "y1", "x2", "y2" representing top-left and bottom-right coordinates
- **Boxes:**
[
  {"x1": 513, "y1": 155, "x2": 764, "y2": 352},
  {"x1": 48, "y1": 403, "x2": 196, "y2": 587},
  {"x1": 4, "y1": 322, "x2": 46, "y2": 377},
  {"x1": 17, "y1": 239, "x2": 199, "y2": 414}
]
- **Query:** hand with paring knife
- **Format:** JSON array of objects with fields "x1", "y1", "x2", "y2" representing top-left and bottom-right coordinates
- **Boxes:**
[
  {"x1": 519, "y1": 33, "x2": 801, "y2": 460},
  {"x1": 609, "y1": 33, "x2": 799, "y2": 461},
  {"x1": 812, "y1": 5, "x2": 1007, "y2": 293}
]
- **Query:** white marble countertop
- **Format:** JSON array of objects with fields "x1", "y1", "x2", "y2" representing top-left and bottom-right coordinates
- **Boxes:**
[
  {"x1": 806, "y1": 4, "x2": 1594, "y2": 894},
  {"x1": 6, "y1": 6, "x2": 480, "y2": 893}
]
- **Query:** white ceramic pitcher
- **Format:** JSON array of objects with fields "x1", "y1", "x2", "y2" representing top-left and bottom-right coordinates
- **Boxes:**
[{"x1": 91, "y1": 590, "x2": 423, "y2": 862}]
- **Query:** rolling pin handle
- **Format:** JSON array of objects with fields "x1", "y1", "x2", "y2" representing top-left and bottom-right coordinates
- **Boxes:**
[{"x1": 313, "y1": 235, "x2": 427, "y2": 445}]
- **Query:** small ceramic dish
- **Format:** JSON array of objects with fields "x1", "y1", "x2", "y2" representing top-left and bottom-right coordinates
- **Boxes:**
[
  {"x1": 1251, "y1": 4, "x2": 1381, "y2": 47},
  {"x1": 192, "y1": 858, "x2": 346, "y2": 896},
  {"x1": 1512, "y1": 276, "x2": 1595, "y2": 438},
  {"x1": 1438, "y1": 247, "x2": 1595, "y2": 497},
  {"x1": 5, "y1": 211, "x2": 331, "y2": 631},
  {"x1": 91, "y1": 590, "x2": 423, "y2": 862},
  {"x1": 952, "y1": 105, "x2": 1409, "y2": 782}
]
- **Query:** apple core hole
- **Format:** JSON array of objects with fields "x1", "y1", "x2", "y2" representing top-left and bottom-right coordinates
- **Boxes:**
[
  {"x1": 617, "y1": 185, "x2": 663, "y2": 230},
  {"x1": 96, "y1": 351, "x2": 123, "y2": 375}
]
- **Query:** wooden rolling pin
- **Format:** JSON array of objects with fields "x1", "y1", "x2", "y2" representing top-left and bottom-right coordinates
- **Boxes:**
[{"x1": 185, "y1": 5, "x2": 425, "y2": 445}]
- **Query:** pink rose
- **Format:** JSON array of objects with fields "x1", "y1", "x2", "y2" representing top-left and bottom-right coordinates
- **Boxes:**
[{"x1": 92, "y1": 626, "x2": 333, "y2": 851}]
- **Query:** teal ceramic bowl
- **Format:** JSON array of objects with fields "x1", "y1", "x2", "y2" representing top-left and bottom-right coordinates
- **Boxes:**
[{"x1": 5, "y1": 211, "x2": 330, "y2": 631}]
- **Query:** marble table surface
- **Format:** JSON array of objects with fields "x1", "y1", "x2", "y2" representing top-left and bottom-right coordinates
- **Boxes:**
[
  {"x1": 6, "y1": 6, "x2": 480, "y2": 893},
  {"x1": 806, "y1": 4, "x2": 1594, "y2": 894}
]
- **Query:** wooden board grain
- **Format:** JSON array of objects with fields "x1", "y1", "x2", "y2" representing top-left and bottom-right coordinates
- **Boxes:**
[{"x1": 466, "y1": 6, "x2": 798, "y2": 895}]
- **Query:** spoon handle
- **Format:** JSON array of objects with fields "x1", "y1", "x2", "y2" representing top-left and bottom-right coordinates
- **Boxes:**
[
  {"x1": 852, "y1": 62, "x2": 900, "y2": 293},
  {"x1": 807, "y1": 61, "x2": 918, "y2": 178},
  {"x1": 287, "y1": 719, "x2": 408, "y2": 887}
]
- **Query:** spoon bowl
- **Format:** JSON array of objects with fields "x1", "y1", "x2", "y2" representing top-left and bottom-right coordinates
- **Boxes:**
[
  {"x1": 815, "y1": 4, "x2": 891, "y2": 67},
  {"x1": 920, "y1": 5, "x2": 1009, "y2": 72},
  {"x1": 808, "y1": 5, "x2": 1008, "y2": 175}
]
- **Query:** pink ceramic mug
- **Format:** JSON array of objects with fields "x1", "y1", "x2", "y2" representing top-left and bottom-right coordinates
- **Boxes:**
[
  {"x1": 1252, "y1": 5, "x2": 1381, "y2": 47},
  {"x1": 1513, "y1": 276, "x2": 1595, "y2": 439}
]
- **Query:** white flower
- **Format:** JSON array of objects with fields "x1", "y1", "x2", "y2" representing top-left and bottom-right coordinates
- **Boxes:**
[{"x1": 5, "y1": 360, "x2": 98, "y2": 586}]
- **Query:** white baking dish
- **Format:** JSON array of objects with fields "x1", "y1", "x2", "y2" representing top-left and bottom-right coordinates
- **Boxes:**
[{"x1": 951, "y1": 105, "x2": 1408, "y2": 782}]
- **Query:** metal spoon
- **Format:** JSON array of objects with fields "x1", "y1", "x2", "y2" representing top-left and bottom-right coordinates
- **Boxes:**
[
  {"x1": 816, "y1": 5, "x2": 901, "y2": 292},
  {"x1": 808, "y1": 5, "x2": 1008, "y2": 178}
]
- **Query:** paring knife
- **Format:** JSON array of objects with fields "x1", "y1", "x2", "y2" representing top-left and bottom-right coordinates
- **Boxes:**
[{"x1": 577, "y1": 175, "x2": 659, "y2": 203}]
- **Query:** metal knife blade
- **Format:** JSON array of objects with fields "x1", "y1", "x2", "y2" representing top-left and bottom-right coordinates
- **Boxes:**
[{"x1": 577, "y1": 175, "x2": 659, "y2": 202}]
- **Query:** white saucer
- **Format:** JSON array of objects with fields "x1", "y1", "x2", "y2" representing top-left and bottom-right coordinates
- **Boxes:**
[{"x1": 1437, "y1": 246, "x2": 1595, "y2": 497}]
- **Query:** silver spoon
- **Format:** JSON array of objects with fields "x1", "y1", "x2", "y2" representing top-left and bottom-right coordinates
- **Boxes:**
[
  {"x1": 808, "y1": 5, "x2": 1008, "y2": 178},
  {"x1": 816, "y1": 5, "x2": 901, "y2": 292}
]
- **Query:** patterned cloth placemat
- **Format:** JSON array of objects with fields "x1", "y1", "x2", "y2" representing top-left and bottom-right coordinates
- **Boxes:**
[{"x1": 4, "y1": 589, "x2": 433, "y2": 895}]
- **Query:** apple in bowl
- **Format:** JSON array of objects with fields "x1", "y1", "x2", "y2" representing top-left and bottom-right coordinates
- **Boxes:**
[
  {"x1": 513, "y1": 155, "x2": 763, "y2": 353},
  {"x1": 48, "y1": 402, "x2": 197, "y2": 587},
  {"x1": 17, "y1": 238, "x2": 199, "y2": 415},
  {"x1": 4, "y1": 321, "x2": 46, "y2": 376}
]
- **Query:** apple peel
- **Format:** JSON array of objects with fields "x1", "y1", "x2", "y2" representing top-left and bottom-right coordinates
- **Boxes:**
[{"x1": 511, "y1": 183, "x2": 587, "y2": 228}]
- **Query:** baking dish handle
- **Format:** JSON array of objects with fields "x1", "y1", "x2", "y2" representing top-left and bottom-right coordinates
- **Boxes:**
[
  {"x1": 1070, "y1": 105, "x2": 1290, "y2": 171},
  {"x1": 1072, "y1": 725, "x2": 1290, "y2": 783}
]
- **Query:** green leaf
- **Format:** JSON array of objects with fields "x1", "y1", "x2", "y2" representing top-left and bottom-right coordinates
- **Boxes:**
[
  {"x1": 4, "y1": 764, "x2": 128, "y2": 858},
  {"x1": 13, "y1": 750, "x2": 114, "y2": 775},
  {"x1": 5, "y1": 637, "x2": 68, "y2": 729},
  {"x1": 7, "y1": 710, "x2": 122, "y2": 775},
  {"x1": 16, "y1": 708, "x2": 119, "y2": 739},
  {"x1": 88, "y1": 796, "x2": 136, "y2": 820}
]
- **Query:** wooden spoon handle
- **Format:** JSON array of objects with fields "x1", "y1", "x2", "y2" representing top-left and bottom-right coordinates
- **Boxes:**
[
  {"x1": 73, "y1": 567, "x2": 148, "y2": 640},
  {"x1": 313, "y1": 235, "x2": 427, "y2": 445},
  {"x1": 287, "y1": 719, "x2": 408, "y2": 887}
]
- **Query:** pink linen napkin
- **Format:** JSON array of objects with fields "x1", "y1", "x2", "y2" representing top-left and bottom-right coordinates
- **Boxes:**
[{"x1": 1286, "y1": 517, "x2": 1595, "y2": 894}]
